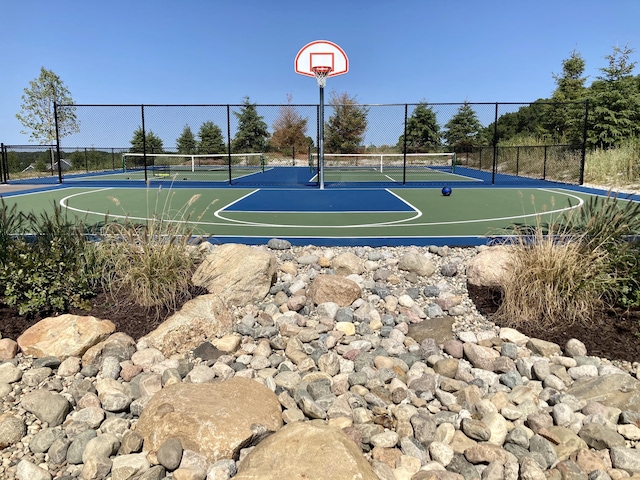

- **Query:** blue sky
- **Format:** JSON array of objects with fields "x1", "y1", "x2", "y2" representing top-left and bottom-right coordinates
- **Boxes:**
[{"x1": 2, "y1": 0, "x2": 639, "y2": 144}]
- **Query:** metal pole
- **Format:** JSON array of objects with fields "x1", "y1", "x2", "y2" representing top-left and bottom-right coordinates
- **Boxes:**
[
  {"x1": 141, "y1": 105, "x2": 148, "y2": 183},
  {"x1": 0, "y1": 143, "x2": 6, "y2": 183},
  {"x1": 319, "y1": 85, "x2": 325, "y2": 190},
  {"x1": 492, "y1": 103, "x2": 498, "y2": 185},
  {"x1": 580, "y1": 100, "x2": 589, "y2": 185},
  {"x1": 226, "y1": 105, "x2": 232, "y2": 185},
  {"x1": 54, "y1": 102, "x2": 63, "y2": 184},
  {"x1": 403, "y1": 104, "x2": 408, "y2": 185}
]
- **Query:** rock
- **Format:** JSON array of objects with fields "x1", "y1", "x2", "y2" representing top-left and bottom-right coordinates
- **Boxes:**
[
  {"x1": 157, "y1": 437, "x2": 183, "y2": 471},
  {"x1": 111, "y1": 452, "x2": 151, "y2": 480},
  {"x1": 466, "y1": 246, "x2": 512, "y2": 287},
  {"x1": 566, "y1": 374, "x2": 640, "y2": 412},
  {"x1": 137, "y1": 378, "x2": 282, "y2": 464},
  {"x1": 407, "y1": 317, "x2": 455, "y2": 344},
  {"x1": 0, "y1": 413, "x2": 26, "y2": 448},
  {"x1": 20, "y1": 390, "x2": 70, "y2": 427},
  {"x1": 306, "y1": 274, "x2": 361, "y2": 307},
  {"x1": 137, "y1": 294, "x2": 233, "y2": 356},
  {"x1": 526, "y1": 338, "x2": 562, "y2": 357},
  {"x1": 17, "y1": 314, "x2": 115, "y2": 360},
  {"x1": 267, "y1": 238, "x2": 291, "y2": 250},
  {"x1": 0, "y1": 362, "x2": 22, "y2": 383},
  {"x1": 192, "y1": 244, "x2": 277, "y2": 305},
  {"x1": 234, "y1": 422, "x2": 378, "y2": 480},
  {"x1": 332, "y1": 252, "x2": 365, "y2": 276},
  {"x1": 16, "y1": 459, "x2": 52, "y2": 480},
  {"x1": 610, "y1": 446, "x2": 640, "y2": 474},
  {"x1": 398, "y1": 252, "x2": 436, "y2": 277},
  {"x1": 0, "y1": 338, "x2": 18, "y2": 360}
]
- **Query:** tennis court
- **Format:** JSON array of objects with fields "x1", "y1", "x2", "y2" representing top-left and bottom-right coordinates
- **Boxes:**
[{"x1": 2, "y1": 179, "x2": 636, "y2": 246}]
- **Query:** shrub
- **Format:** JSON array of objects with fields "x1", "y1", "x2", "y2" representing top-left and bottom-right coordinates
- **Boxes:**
[
  {"x1": 555, "y1": 192, "x2": 640, "y2": 309},
  {"x1": 0, "y1": 200, "x2": 101, "y2": 316}
]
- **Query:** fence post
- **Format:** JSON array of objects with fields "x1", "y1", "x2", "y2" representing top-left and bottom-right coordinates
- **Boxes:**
[
  {"x1": 580, "y1": 99, "x2": 589, "y2": 185},
  {"x1": 403, "y1": 104, "x2": 408, "y2": 185},
  {"x1": 141, "y1": 105, "x2": 148, "y2": 183},
  {"x1": 54, "y1": 102, "x2": 63, "y2": 183},
  {"x1": 0, "y1": 143, "x2": 6, "y2": 183},
  {"x1": 226, "y1": 105, "x2": 232, "y2": 185},
  {"x1": 492, "y1": 103, "x2": 498, "y2": 185},
  {"x1": 543, "y1": 146, "x2": 548, "y2": 180}
]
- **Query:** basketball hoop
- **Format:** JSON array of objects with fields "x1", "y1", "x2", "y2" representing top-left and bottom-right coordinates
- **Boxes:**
[{"x1": 312, "y1": 66, "x2": 332, "y2": 87}]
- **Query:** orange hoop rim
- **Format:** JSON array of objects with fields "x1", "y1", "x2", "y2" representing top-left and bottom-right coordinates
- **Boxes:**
[{"x1": 312, "y1": 66, "x2": 333, "y2": 74}]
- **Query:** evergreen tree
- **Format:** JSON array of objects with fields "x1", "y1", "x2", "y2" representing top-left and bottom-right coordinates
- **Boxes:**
[
  {"x1": 231, "y1": 97, "x2": 270, "y2": 153},
  {"x1": 270, "y1": 94, "x2": 308, "y2": 156},
  {"x1": 197, "y1": 121, "x2": 226, "y2": 154},
  {"x1": 397, "y1": 102, "x2": 441, "y2": 153},
  {"x1": 547, "y1": 50, "x2": 588, "y2": 144},
  {"x1": 176, "y1": 125, "x2": 197, "y2": 154},
  {"x1": 443, "y1": 102, "x2": 483, "y2": 149},
  {"x1": 588, "y1": 44, "x2": 640, "y2": 148},
  {"x1": 325, "y1": 91, "x2": 369, "y2": 154},
  {"x1": 130, "y1": 127, "x2": 164, "y2": 153}
]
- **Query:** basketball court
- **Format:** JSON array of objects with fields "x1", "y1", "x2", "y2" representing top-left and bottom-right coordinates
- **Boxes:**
[
  {"x1": 3, "y1": 181, "x2": 637, "y2": 246},
  {"x1": 2, "y1": 40, "x2": 638, "y2": 246}
]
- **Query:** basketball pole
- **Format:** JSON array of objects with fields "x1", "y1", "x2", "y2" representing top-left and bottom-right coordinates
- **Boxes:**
[{"x1": 318, "y1": 83, "x2": 325, "y2": 190}]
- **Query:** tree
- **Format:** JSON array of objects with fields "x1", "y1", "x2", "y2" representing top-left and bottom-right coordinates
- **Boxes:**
[
  {"x1": 270, "y1": 94, "x2": 309, "y2": 157},
  {"x1": 397, "y1": 102, "x2": 441, "y2": 152},
  {"x1": 547, "y1": 50, "x2": 588, "y2": 144},
  {"x1": 16, "y1": 67, "x2": 79, "y2": 170},
  {"x1": 443, "y1": 102, "x2": 483, "y2": 149},
  {"x1": 325, "y1": 91, "x2": 369, "y2": 154},
  {"x1": 197, "y1": 121, "x2": 226, "y2": 154},
  {"x1": 130, "y1": 127, "x2": 164, "y2": 153},
  {"x1": 231, "y1": 97, "x2": 270, "y2": 153},
  {"x1": 176, "y1": 125, "x2": 197, "y2": 154},
  {"x1": 588, "y1": 44, "x2": 640, "y2": 148}
]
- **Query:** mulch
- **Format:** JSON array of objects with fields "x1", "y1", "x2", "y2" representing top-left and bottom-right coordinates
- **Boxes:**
[
  {"x1": 468, "y1": 284, "x2": 640, "y2": 364},
  {"x1": 2, "y1": 285, "x2": 640, "y2": 365}
]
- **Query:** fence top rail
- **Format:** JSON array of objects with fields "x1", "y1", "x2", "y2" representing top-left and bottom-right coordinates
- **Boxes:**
[{"x1": 56, "y1": 100, "x2": 588, "y2": 108}]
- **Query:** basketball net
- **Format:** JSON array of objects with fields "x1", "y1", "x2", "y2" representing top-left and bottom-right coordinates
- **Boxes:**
[{"x1": 312, "y1": 66, "x2": 332, "y2": 88}]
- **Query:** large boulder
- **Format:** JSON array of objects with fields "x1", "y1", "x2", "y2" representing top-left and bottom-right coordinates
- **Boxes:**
[
  {"x1": 17, "y1": 315, "x2": 115, "y2": 360},
  {"x1": 136, "y1": 294, "x2": 233, "y2": 356},
  {"x1": 466, "y1": 246, "x2": 514, "y2": 287},
  {"x1": 136, "y1": 378, "x2": 282, "y2": 465},
  {"x1": 235, "y1": 422, "x2": 378, "y2": 480},
  {"x1": 192, "y1": 244, "x2": 277, "y2": 305}
]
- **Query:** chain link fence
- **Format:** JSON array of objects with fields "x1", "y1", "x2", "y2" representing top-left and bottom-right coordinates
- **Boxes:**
[{"x1": 0, "y1": 101, "x2": 587, "y2": 187}]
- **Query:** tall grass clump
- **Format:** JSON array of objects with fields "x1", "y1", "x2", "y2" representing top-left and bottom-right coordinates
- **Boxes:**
[
  {"x1": 585, "y1": 138, "x2": 640, "y2": 188},
  {"x1": 0, "y1": 200, "x2": 101, "y2": 316},
  {"x1": 97, "y1": 188, "x2": 216, "y2": 316},
  {"x1": 494, "y1": 226, "x2": 613, "y2": 331},
  {"x1": 495, "y1": 192, "x2": 640, "y2": 330}
]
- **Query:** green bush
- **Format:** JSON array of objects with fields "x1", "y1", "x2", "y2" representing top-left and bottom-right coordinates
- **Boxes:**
[
  {"x1": 555, "y1": 192, "x2": 640, "y2": 308},
  {"x1": 0, "y1": 200, "x2": 101, "y2": 316}
]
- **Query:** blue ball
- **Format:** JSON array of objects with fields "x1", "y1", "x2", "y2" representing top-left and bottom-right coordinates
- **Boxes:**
[{"x1": 441, "y1": 186, "x2": 452, "y2": 196}]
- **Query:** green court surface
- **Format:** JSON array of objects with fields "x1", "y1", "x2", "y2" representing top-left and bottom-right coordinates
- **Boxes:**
[{"x1": 0, "y1": 186, "x2": 606, "y2": 245}]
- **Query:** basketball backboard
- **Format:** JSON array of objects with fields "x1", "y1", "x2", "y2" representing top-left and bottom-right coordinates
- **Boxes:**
[{"x1": 295, "y1": 40, "x2": 349, "y2": 78}]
